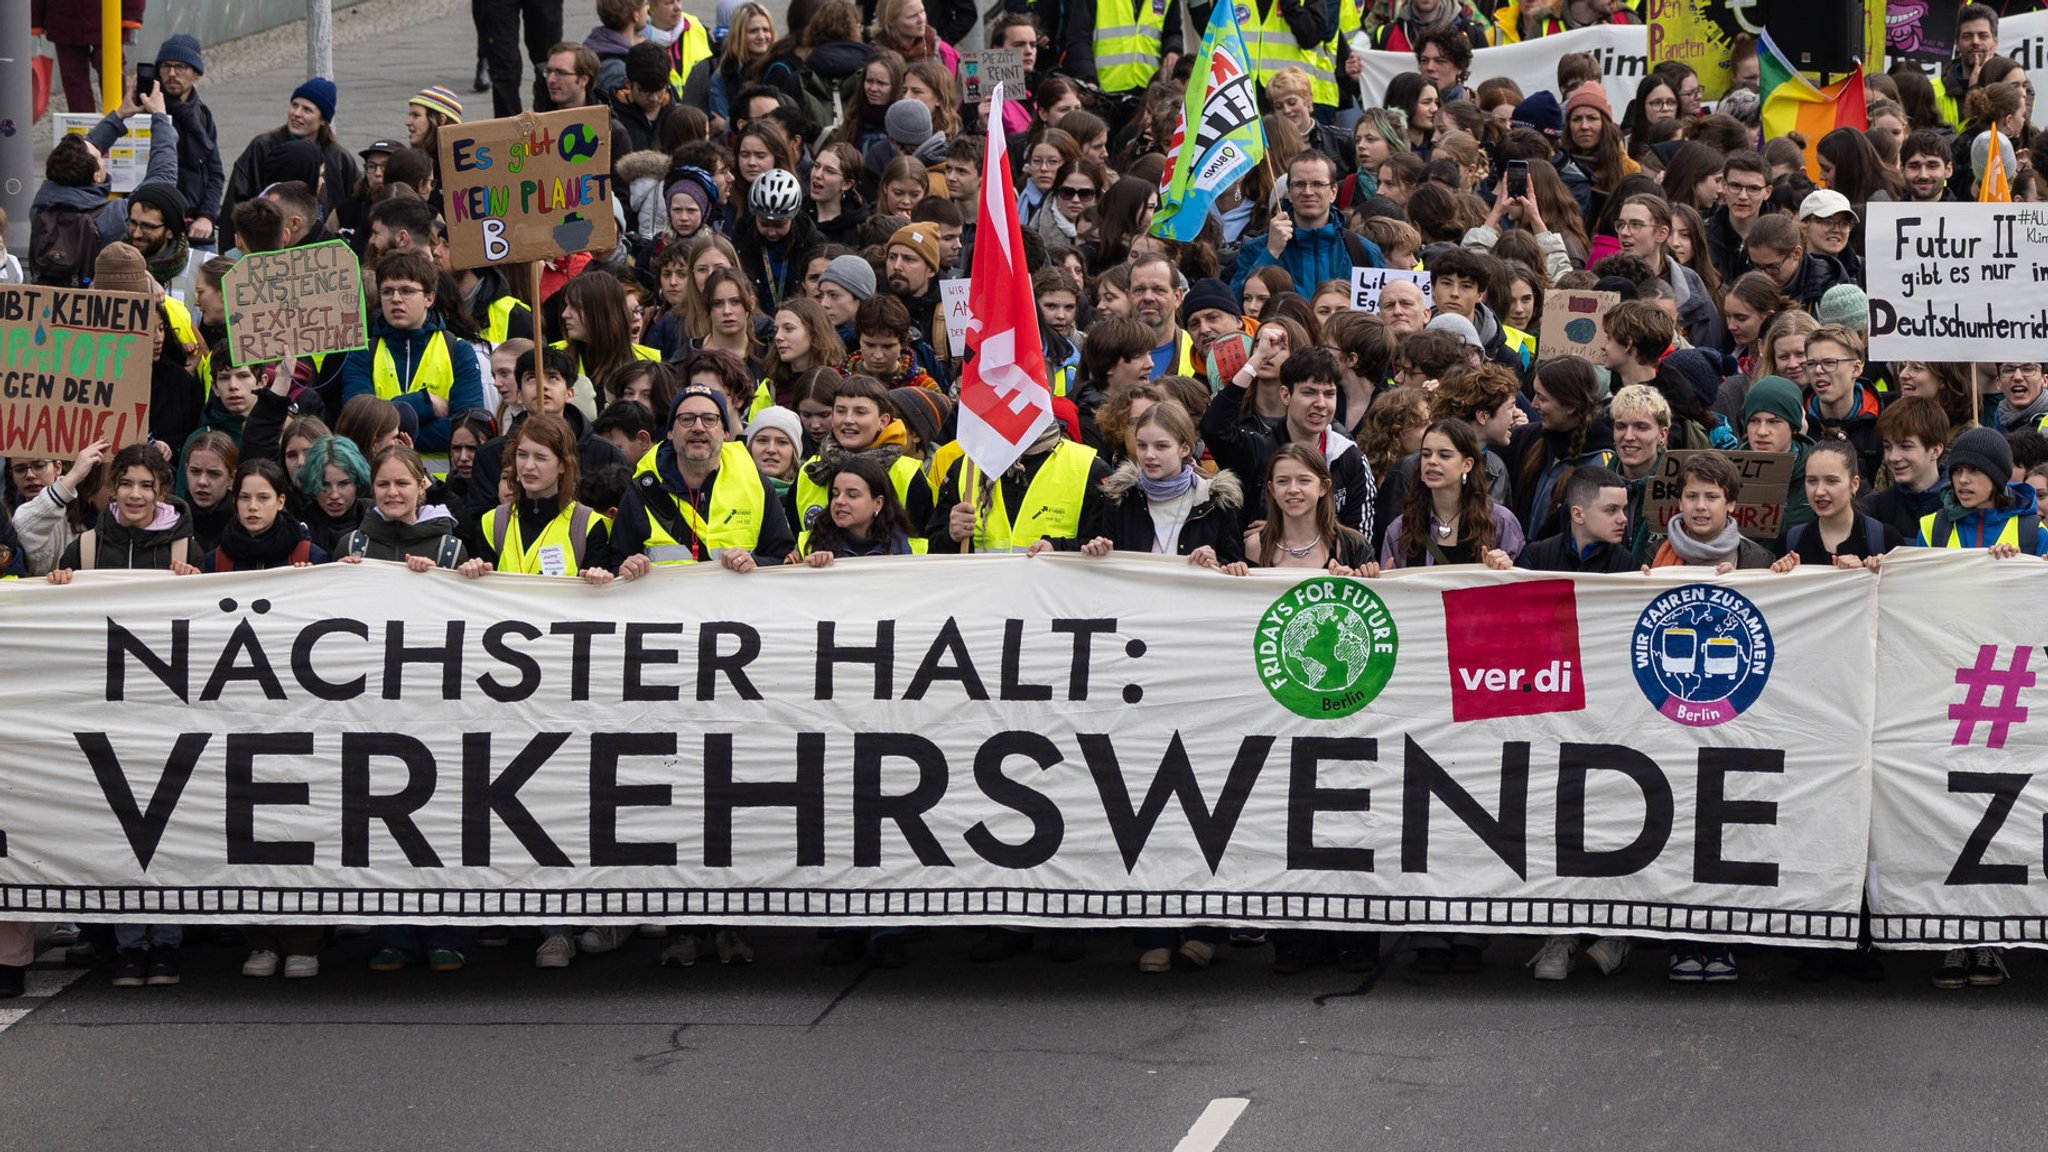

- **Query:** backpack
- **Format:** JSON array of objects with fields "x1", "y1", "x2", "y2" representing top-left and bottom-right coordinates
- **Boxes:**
[
  {"x1": 30, "y1": 204, "x2": 102, "y2": 287},
  {"x1": 341, "y1": 529, "x2": 463, "y2": 568},
  {"x1": 490, "y1": 502, "x2": 595, "y2": 570}
]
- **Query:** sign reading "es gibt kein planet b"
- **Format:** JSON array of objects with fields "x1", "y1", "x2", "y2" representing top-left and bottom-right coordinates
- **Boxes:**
[{"x1": 439, "y1": 107, "x2": 618, "y2": 270}]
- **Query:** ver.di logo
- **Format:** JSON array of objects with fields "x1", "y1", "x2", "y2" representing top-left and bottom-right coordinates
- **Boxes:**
[
  {"x1": 1253, "y1": 577, "x2": 1397, "y2": 719},
  {"x1": 1631, "y1": 583, "x2": 1773, "y2": 727}
]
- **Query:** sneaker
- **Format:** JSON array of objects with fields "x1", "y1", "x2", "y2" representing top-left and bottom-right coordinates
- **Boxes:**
[
  {"x1": 46, "y1": 923, "x2": 80, "y2": 946},
  {"x1": 1177, "y1": 939, "x2": 1215, "y2": 969},
  {"x1": 1583, "y1": 937, "x2": 1631, "y2": 976},
  {"x1": 968, "y1": 930, "x2": 1034, "y2": 963},
  {"x1": 577, "y1": 926, "x2": 633, "y2": 954},
  {"x1": 714, "y1": 928, "x2": 754, "y2": 965},
  {"x1": 659, "y1": 935, "x2": 699, "y2": 968},
  {"x1": 1668, "y1": 945, "x2": 1705, "y2": 983},
  {"x1": 535, "y1": 935, "x2": 576, "y2": 969},
  {"x1": 871, "y1": 935, "x2": 908, "y2": 968},
  {"x1": 1449, "y1": 943, "x2": 1486, "y2": 973},
  {"x1": 368, "y1": 947, "x2": 408, "y2": 972},
  {"x1": 1968, "y1": 947, "x2": 2009, "y2": 987},
  {"x1": 428, "y1": 948, "x2": 465, "y2": 973},
  {"x1": 241, "y1": 949, "x2": 280, "y2": 978},
  {"x1": 1932, "y1": 948, "x2": 1969, "y2": 989},
  {"x1": 1527, "y1": 936, "x2": 1573, "y2": 981},
  {"x1": 283, "y1": 955, "x2": 320, "y2": 979},
  {"x1": 1228, "y1": 928, "x2": 1268, "y2": 947},
  {"x1": 145, "y1": 949, "x2": 181, "y2": 986},
  {"x1": 636, "y1": 924, "x2": 669, "y2": 939},
  {"x1": 1701, "y1": 947, "x2": 1738, "y2": 983},
  {"x1": 111, "y1": 950, "x2": 148, "y2": 987},
  {"x1": 474, "y1": 926, "x2": 511, "y2": 948},
  {"x1": 1137, "y1": 946, "x2": 1173, "y2": 973}
]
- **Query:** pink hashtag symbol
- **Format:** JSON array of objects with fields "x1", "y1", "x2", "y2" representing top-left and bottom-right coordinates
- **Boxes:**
[{"x1": 1951, "y1": 644, "x2": 2035, "y2": 749}]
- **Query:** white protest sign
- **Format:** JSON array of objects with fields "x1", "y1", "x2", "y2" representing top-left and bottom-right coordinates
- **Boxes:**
[
  {"x1": 55, "y1": 114, "x2": 154, "y2": 194},
  {"x1": 1349, "y1": 267, "x2": 1432, "y2": 313},
  {"x1": 1870, "y1": 550, "x2": 2048, "y2": 948},
  {"x1": 940, "y1": 278, "x2": 972, "y2": 357},
  {"x1": 1998, "y1": 11, "x2": 2048, "y2": 130},
  {"x1": 0, "y1": 557, "x2": 1875, "y2": 945},
  {"x1": 1353, "y1": 25, "x2": 1648, "y2": 126},
  {"x1": 1865, "y1": 202, "x2": 2048, "y2": 361}
]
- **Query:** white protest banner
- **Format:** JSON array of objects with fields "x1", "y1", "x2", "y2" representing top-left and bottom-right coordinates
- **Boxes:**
[
  {"x1": 1869, "y1": 550, "x2": 2048, "y2": 948},
  {"x1": 1865, "y1": 202, "x2": 2048, "y2": 361},
  {"x1": 1353, "y1": 25, "x2": 1648, "y2": 125},
  {"x1": 1998, "y1": 11, "x2": 2048, "y2": 129},
  {"x1": 54, "y1": 114, "x2": 153, "y2": 193},
  {"x1": 0, "y1": 558, "x2": 1873, "y2": 945},
  {"x1": 940, "y1": 278, "x2": 971, "y2": 357},
  {"x1": 1349, "y1": 267, "x2": 1431, "y2": 312}
]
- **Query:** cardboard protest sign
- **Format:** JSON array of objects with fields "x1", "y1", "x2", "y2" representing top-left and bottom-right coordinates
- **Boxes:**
[
  {"x1": 1644, "y1": 450, "x2": 1795, "y2": 540},
  {"x1": 1865, "y1": 202, "x2": 2048, "y2": 361},
  {"x1": 1539, "y1": 289, "x2": 1620, "y2": 359},
  {"x1": 440, "y1": 107, "x2": 619, "y2": 270},
  {"x1": 959, "y1": 48, "x2": 1026, "y2": 103},
  {"x1": 0, "y1": 286, "x2": 156, "y2": 457},
  {"x1": 940, "y1": 278, "x2": 972, "y2": 357},
  {"x1": 1347, "y1": 267, "x2": 1432, "y2": 313},
  {"x1": 222, "y1": 241, "x2": 368, "y2": 366}
]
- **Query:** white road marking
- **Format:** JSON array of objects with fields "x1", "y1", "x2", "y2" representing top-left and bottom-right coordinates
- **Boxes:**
[
  {"x1": 0, "y1": 947, "x2": 91, "y2": 1036},
  {"x1": 1172, "y1": 1097, "x2": 1250, "y2": 1152}
]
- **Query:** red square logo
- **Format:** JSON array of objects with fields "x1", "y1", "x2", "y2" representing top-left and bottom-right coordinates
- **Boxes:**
[{"x1": 1442, "y1": 580, "x2": 1586, "y2": 721}]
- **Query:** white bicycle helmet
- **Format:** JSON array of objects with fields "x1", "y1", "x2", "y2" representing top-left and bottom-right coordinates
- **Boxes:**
[{"x1": 749, "y1": 168, "x2": 803, "y2": 221}]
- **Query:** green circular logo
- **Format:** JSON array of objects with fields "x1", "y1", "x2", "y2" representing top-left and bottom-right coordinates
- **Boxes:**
[{"x1": 1253, "y1": 577, "x2": 1398, "y2": 719}]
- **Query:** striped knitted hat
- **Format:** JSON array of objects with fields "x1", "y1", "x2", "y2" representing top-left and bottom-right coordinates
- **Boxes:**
[{"x1": 409, "y1": 85, "x2": 464, "y2": 123}]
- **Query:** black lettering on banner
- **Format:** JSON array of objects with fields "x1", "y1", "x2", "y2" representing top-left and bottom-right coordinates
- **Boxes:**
[
  {"x1": 1079, "y1": 732, "x2": 1268, "y2": 872},
  {"x1": 1946, "y1": 770, "x2": 2032, "y2": 885},
  {"x1": 1050, "y1": 618, "x2": 1117, "y2": 700},
  {"x1": 461, "y1": 731, "x2": 572, "y2": 867},
  {"x1": 1555, "y1": 742, "x2": 1673, "y2": 878},
  {"x1": 477, "y1": 620, "x2": 542, "y2": 702},
  {"x1": 589, "y1": 731, "x2": 676, "y2": 866},
  {"x1": 1287, "y1": 736, "x2": 1376, "y2": 872},
  {"x1": 291, "y1": 618, "x2": 368, "y2": 700},
  {"x1": 816, "y1": 620, "x2": 893, "y2": 700},
  {"x1": 999, "y1": 619, "x2": 1053, "y2": 701},
  {"x1": 623, "y1": 622, "x2": 684, "y2": 702},
  {"x1": 852, "y1": 733, "x2": 954, "y2": 866},
  {"x1": 1693, "y1": 748, "x2": 1782, "y2": 887},
  {"x1": 903, "y1": 617, "x2": 989, "y2": 700},
  {"x1": 225, "y1": 731, "x2": 315, "y2": 865},
  {"x1": 697, "y1": 622, "x2": 762, "y2": 700},
  {"x1": 1401, "y1": 738, "x2": 1530, "y2": 879},
  {"x1": 548, "y1": 620, "x2": 616, "y2": 701},
  {"x1": 382, "y1": 621, "x2": 466, "y2": 701},
  {"x1": 341, "y1": 732, "x2": 443, "y2": 867},
  {"x1": 199, "y1": 619, "x2": 288, "y2": 701},
  {"x1": 703, "y1": 731, "x2": 825, "y2": 867},
  {"x1": 700, "y1": 725, "x2": 819, "y2": 860},
  {"x1": 107, "y1": 618, "x2": 189, "y2": 703},
  {"x1": 963, "y1": 731, "x2": 1065, "y2": 869},
  {"x1": 76, "y1": 731, "x2": 210, "y2": 869}
]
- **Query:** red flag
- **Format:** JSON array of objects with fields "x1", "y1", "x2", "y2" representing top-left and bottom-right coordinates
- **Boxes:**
[{"x1": 955, "y1": 84, "x2": 1053, "y2": 480}]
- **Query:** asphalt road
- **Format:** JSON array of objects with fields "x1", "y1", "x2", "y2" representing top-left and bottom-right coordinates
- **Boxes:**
[{"x1": 5, "y1": 927, "x2": 2048, "y2": 1150}]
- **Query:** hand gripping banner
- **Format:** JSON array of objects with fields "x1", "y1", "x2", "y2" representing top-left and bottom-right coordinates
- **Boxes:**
[{"x1": 0, "y1": 557, "x2": 1874, "y2": 944}]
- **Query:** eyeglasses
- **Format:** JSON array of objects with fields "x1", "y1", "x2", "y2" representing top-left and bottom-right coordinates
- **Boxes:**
[
  {"x1": 1807, "y1": 357, "x2": 1856, "y2": 373},
  {"x1": 673, "y1": 412, "x2": 724, "y2": 428},
  {"x1": 451, "y1": 408, "x2": 499, "y2": 437},
  {"x1": 1647, "y1": 97, "x2": 1679, "y2": 112},
  {"x1": 1999, "y1": 363, "x2": 2043, "y2": 376},
  {"x1": 1057, "y1": 186, "x2": 1097, "y2": 200},
  {"x1": 1291, "y1": 179, "x2": 1333, "y2": 193},
  {"x1": 1748, "y1": 251, "x2": 1795, "y2": 275},
  {"x1": 1726, "y1": 181, "x2": 1769, "y2": 197},
  {"x1": 1026, "y1": 155, "x2": 1062, "y2": 169},
  {"x1": 380, "y1": 285, "x2": 424, "y2": 299},
  {"x1": 543, "y1": 67, "x2": 583, "y2": 79},
  {"x1": 1615, "y1": 218, "x2": 1654, "y2": 232}
]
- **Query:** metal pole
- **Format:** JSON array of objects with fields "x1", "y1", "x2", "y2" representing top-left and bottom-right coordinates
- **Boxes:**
[
  {"x1": 100, "y1": 0, "x2": 122, "y2": 112},
  {"x1": 307, "y1": 0, "x2": 333, "y2": 81},
  {"x1": 0, "y1": 3, "x2": 31, "y2": 255}
]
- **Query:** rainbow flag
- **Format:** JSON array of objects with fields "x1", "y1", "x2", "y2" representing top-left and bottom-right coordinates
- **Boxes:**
[{"x1": 1758, "y1": 31, "x2": 1866, "y2": 183}]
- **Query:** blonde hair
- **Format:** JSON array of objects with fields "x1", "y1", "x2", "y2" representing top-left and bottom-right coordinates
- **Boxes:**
[
  {"x1": 1609, "y1": 383, "x2": 1672, "y2": 428},
  {"x1": 1267, "y1": 67, "x2": 1314, "y2": 104}
]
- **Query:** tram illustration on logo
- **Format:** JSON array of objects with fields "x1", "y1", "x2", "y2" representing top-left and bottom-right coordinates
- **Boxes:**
[{"x1": 1631, "y1": 585, "x2": 1773, "y2": 727}]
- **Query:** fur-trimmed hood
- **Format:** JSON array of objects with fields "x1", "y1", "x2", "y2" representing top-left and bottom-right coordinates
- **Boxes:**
[
  {"x1": 616, "y1": 149, "x2": 672, "y2": 185},
  {"x1": 1101, "y1": 461, "x2": 1243, "y2": 511}
]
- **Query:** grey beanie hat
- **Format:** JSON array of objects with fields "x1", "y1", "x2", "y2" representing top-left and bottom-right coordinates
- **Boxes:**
[
  {"x1": 819, "y1": 253, "x2": 877, "y2": 300},
  {"x1": 885, "y1": 98, "x2": 933, "y2": 147}
]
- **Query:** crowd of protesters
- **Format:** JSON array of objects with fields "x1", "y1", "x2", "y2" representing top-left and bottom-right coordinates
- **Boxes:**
[{"x1": 6, "y1": 0, "x2": 2045, "y2": 997}]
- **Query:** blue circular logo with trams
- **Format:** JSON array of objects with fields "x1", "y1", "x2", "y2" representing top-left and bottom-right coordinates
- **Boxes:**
[{"x1": 1630, "y1": 584, "x2": 1772, "y2": 727}]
